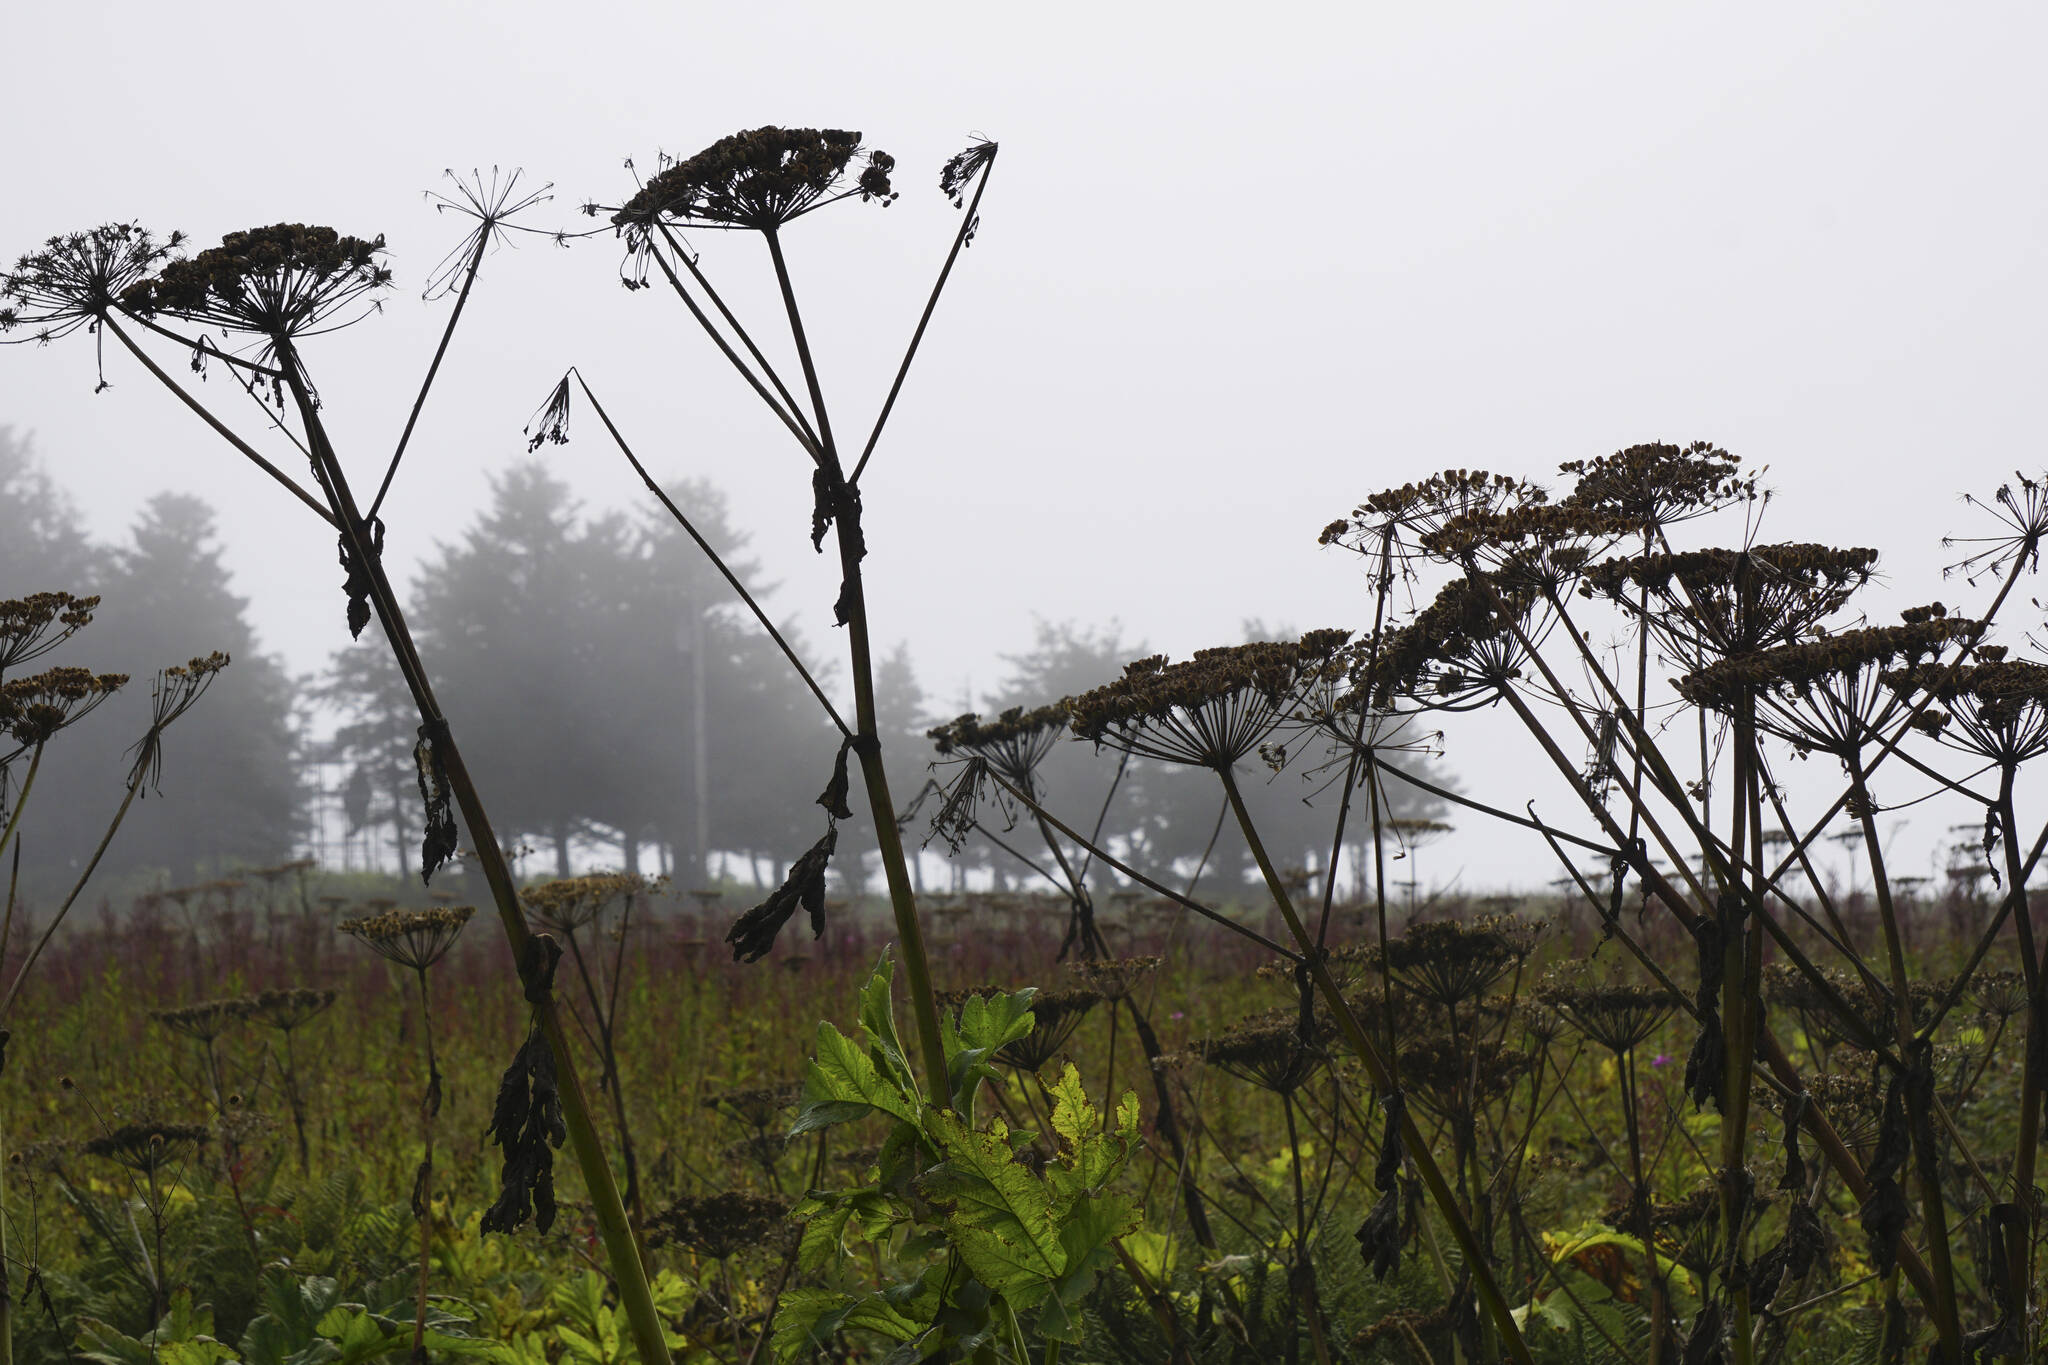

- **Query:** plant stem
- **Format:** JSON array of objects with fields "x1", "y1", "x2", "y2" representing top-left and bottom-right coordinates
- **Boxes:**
[
  {"x1": 1217, "y1": 766, "x2": 1535, "y2": 1365},
  {"x1": 760, "y1": 227, "x2": 949, "y2": 1091},
  {"x1": 1852, "y1": 768, "x2": 1964, "y2": 1364},
  {"x1": 273, "y1": 343, "x2": 673, "y2": 1365},
  {"x1": 413, "y1": 967, "x2": 437, "y2": 1365}
]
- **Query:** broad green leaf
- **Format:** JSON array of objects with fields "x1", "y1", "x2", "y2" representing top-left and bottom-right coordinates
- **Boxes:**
[
  {"x1": 1057, "y1": 1192, "x2": 1141, "y2": 1272},
  {"x1": 857, "y1": 949, "x2": 918, "y2": 1100},
  {"x1": 804, "y1": 1023, "x2": 916, "y2": 1124},
  {"x1": 649, "y1": 1269, "x2": 696, "y2": 1319},
  {"x1": 920, "y1": 1110, "x2": 1064, "y2": 1296},
  {"x1": 788, "y1": 1098, "x2": 872, "y2": 1134},
  {"x1": 945, "y1": 989, "x2": 1037, "y2": 1108},
  {"x1": 771, "y1": 1285, "x2": 925, "y2": 1363},
  {"x1": 1046, "y1": 1064, "x2": 1098, "y2": 1154},
  {"x1": 771, "y1": 1289, "x2": 851, "y2": 1363},
  {"x1": 798, "y1": 1204, "x2": 854, "y2": 1272}
]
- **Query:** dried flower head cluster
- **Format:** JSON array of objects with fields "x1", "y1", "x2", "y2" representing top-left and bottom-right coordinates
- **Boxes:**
[
  {"x1": 928, "y1": 703, "x2": 1070, "y2": 786},
  {"x1": 1676, "y1": 617, "x2": 1976, "y2": 759},
  {"x1": 1347, "y1": 578, "x2": 1527, "y2": 711},
  {"x1": 245, "y1": 987, "x2": 337, "y2": 1033},
  {"x1": 125, "y1": 224, "x2": 391, "y2": 341},
  {"x1": 1370, "y1": 915, "x2": 1541, "y2": 1009},
  {"x1": 337, "y1": 905, "x2": 474, "y2": 971},
  {"x1": 522, "y1": 872, "x2": 650, "y2": 934},
  {"x1": 613, "y1": 128, "x2": 892, "y2": 236},
  {"x1": 646, "y1": 1190, "x2": 792, "y2": 1259},
  {"x1": 82, "y1": 1120, "x2": 209, "y2": 1175},
  {"x1": 130, "y1": 651, "x2": 232, "y2": 790},
  {"x1": 0, "y1": 593, "x2": 98, "y2": 673},
  {"x1": 996, "y1": 987, "x2": 1100, "y2": 1071},
  {"x1": 1064, "y1": 955, "x2": 1161, "y2": 1002},
  {"x1": 1322, "y1": 469, "x2": 1544, "y2": 552},
  {"x1": 1, "y1": 223, "x2": 183, "y2": 346},
  {"x1": 150, "y1": 997, "x2": 253, "y2": 1042},
  {"x1": 1556, "y1": 441, "x2": 1752, "y2": 527},
  {"x1": 702, "y1": 1081, "x2": 804, "y2": 1133},
  {"x1": 0, "y1": 665, "x2": 127, "y2": 752},
  {"x1": 1397, "y1": 1035, "x2": 1532, "y2": 1112},
  {"x1": 1585, "y1": 543, "x2": 1879, "y2": 669},
  {"x1": 1535, "y1": 977, "x2": 1677, "y2": 1054},
  {"x1": 1191, "y1": 1014, "x2": 1333, "y2": 1095},
  {"x1": 1885, "y1": 655, "x2": 2048, "y2": 763},
  {"x1": 939, "y1": 140, "x2": 999, "y2": 207},
  {"x1": 1068, "y1": 630, "x2": 1351, "y2": 768}
]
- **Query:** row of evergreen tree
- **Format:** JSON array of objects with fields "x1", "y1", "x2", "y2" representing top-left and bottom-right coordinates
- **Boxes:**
[{"x1": 4, "y1": 427, "x2": 1429, "y2": 899}]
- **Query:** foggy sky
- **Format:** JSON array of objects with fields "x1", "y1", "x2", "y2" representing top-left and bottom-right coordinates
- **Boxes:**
[{"x1": 4, "y1": 4, "x2": 2045, "y2": 892}]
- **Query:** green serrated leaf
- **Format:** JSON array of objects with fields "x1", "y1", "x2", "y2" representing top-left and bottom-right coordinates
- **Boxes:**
[
  {"x1": 857, "y1": 949, "x2": 919, "y2": 1100},
  {"x1": 788, "y1": 1097, "x2": 874, "y2": 1134},
  {"x1": 799, "y1": 1204, "x2": 854, "y2": 1272},
  {"x1": 921, "y1": 1110, "x2": 1064, "y2": 1295},
  {"x1": 806, "y1": 1023, "x2": 916, "y2": 1124}
]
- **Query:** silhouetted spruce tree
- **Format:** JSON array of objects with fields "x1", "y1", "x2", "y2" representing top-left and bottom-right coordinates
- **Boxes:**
[
  {"x1": 22, "y1": 491, "x2": 301, "y2": 883},
  {"x1": 0, "y1": 426, "x2": 103, "y2": 593},
  {"x1": 327, "y1": 462, "x2": 833, "y2": 885}
]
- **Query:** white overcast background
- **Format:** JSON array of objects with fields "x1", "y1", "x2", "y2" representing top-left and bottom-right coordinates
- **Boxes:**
[{"x1": 3, "y1": 4, "x2": 2044, "y2": 892}]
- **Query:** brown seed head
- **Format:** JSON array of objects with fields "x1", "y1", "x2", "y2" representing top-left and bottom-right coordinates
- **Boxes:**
[
  {"x1": 614, "y1": 128, "x2": 885, "y2": 235},
  {"x1": 125, "y1": 223, "x2": 390, "y2": 340},
  {"x1": 337, "y1": 905, "x2": 474, "y2": 971}
]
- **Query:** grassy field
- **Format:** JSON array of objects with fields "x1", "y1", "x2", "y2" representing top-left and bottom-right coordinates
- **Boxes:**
[{"x1": 0, "y1": 872, "x2": 2025, "y2": 1364}]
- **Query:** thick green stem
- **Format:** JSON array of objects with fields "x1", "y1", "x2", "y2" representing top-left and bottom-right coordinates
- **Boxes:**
[
  {"x1": 1218, "y1": 766, "x2": 1535, "y2": 1365},
  {"x1": 761, "y1": 227, "x2": 949, "y2": 1091},
  {"x1": 272, "y1": 344, "x2": 672, "y2": 1365},
  {"x1": 1853, "y1": 768, "x2": 1963, "y2": 1364},
  {"x1": 1996, "y1": 777, "x2": 2039, "y2": 1355},
  {"x1": 413, "y1": 968, "x2": 436, "y2": 1365}
]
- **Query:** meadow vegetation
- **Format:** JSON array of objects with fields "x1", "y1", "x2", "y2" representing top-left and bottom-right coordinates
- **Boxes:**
[{"x1": 5, "y1": 124, "x2": 2048, "y2": 1365}]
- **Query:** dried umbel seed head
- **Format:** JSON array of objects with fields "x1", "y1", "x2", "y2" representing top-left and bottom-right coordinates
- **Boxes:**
[
  {"x1": 1193, "y1": 1015, "x2": 1333, "y2": 1096},
  {"x1": 1417, "y1": 502, "x2": 1637, "y2": 567},
  {"x1": 645, "y1": 1190, "x2": 793, "y2": 1260},
  {"x1": 1788, "y1": 1072, "x2": 1885, "y2": 1152},
  {"x1": 82, "y1": 1121, "x2": 209, "y2": 1175},
  {"x1": 1948, "y1": 471, "x2": 2048, "y2": 585},
  {"x1": 1960, "y1": 968, "x2": 2029, "y2": 1023},
  {"x1": 125, "y1": 223, "x2": 390, "y2": 341},
  {"x1": 522, "y1": 873, "x2": 647, "y2": 934},
  {"x1": 130, "y1": 652, "x2": 232, "y2": 792},
  {"x1": 1068, "y1": 630, "x2": 1352, "y2": 768},
  {"x1": 0, "y1": 593, "x2": 99, "y2": 674},
  {"x1": 0, "y1": 667, "x2": 128, "y2": 750},
  {"x1": 995, "y1": 988, "x2": 1101, "y2": 1073},
  {"x1": 150, "y1": 998, "x2": 254, "y2": 1042},
  {"x1": 1584, "y1": 543, "x2": 1879, "y2": 665},
  {"x1": 940, "y1": 139, "x2": 999, "y2": 208},
  {"x1": 929, "y1": 703, "x2": 1071, "y2": 785},
  {"x1": 1397, "y1": 1035, "x2": 1531, "y2": 1112},
  {"x1": 1346, "y1": 577, "x2": 1527, "y2": 711},
  {"x1": 1675, "y1": 618, "x2": 1976, "y2": 720},
  {"x1": 701, "y1": 1081, "x2": 805, "y2": 1133},
  {"x1": 613, "y1": 127, "x2": 885, "y2": 236},
  {"x1": 337, "y1": 905, "x2": 474, "y2": 971},
  {"x1": 1370, "y1": 915, "x2": 1542, "y2": 1009},
  {"x1": 1065, "y1": 955, "x2": 1161, "y2": 1002},
  {"x1": 1764, "y1": 963, "x2": 1938, "y2": 1052},
  {"x1": 1884, "y1": 657, "x2": 2048, "y2": 764},
  {"x1": 723, "y1": 1134, "x2": 791, "y2": 1171},
  {"x1": 245, "y1": 987, "x2": 337, "y2": 1033},
  {"x1": 1, "y1": 223, "x2": 184, "y2": 348},
  {"x1": 1558, "y1": 441, "x2": 1753, "y2": 528},
  {"x1": 1536, "y1": 978, "x2": 1678, "y2": 1055},
  {"x1": 1327, "y1": 469, "x2": 1547, "y2": 551}
]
